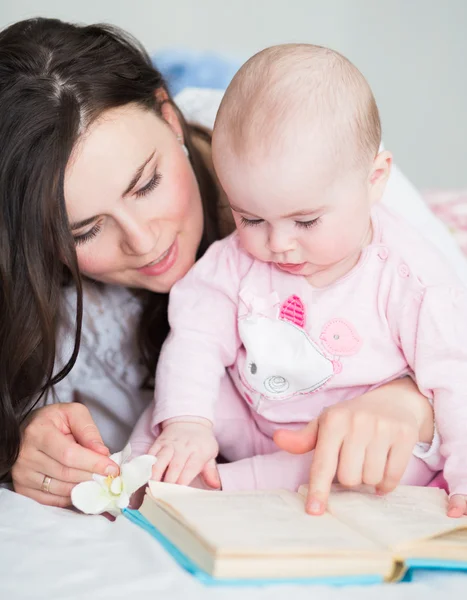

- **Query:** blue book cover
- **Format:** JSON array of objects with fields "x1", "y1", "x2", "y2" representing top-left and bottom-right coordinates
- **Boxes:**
[
  {"x1": 124, "y1": 509, "x2": 467, "y2": 586},
  {"x1": 403, "y1": 558, "x2": 467, "y2": 582},
  {"x1": 123, "y1": 508, "x2": 384, "y2": 587},
  {"x1": 124, "y1": 482, "x2": 467, "y2": 588}
]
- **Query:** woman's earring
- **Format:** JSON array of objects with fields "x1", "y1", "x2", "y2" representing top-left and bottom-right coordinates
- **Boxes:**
[{"x1": 177, "y1": 134, "x2": 189, "y2": 157}]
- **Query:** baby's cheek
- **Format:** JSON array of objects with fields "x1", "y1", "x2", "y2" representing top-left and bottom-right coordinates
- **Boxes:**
[
  {"x1": 317, "y1": 228, "x2": 358, "y2": 262},
  {"x1": 237, "y1": 229, "x2": 269, "y2": 261}
]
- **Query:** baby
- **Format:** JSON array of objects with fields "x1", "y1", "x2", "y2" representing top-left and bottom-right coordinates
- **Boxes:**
[{"x1": 142, "y1": 44, "x2": 467, "y2": 515}]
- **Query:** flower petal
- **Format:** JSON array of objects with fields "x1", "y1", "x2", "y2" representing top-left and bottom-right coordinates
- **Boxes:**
[
  {"x1": 92, "y1": 474, "x2": 107, "y2": 487},
  {"x1": 109, "y1": 450, "x2": 123, "y2": 467},
  {"x1": 110, "y1": 476, "x2": 123, "y2": 495},
  {"x1": 109, "y1": 442, "x2": 132, "y2": 467},
  {"x1": 71, "y1": 481, "x2": 113, "y2": 515},
  {"x1": 121, "y1": 455, "x2": 157, "y2": 495},
  {"x1": 116, "y1": 491, "x2": 130, "y2": 510},
  {"x1": 121, "y1": 443, "x2": 132, "y2": 464}
]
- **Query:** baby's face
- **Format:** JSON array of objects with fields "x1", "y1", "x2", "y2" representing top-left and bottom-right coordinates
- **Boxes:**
[{"x1": 214, "y1": 140, "x2": 375, "y2": 282}]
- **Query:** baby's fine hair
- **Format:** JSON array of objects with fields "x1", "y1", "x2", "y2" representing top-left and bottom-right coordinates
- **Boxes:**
[{"x1": 214, "y1": 44, "x2": 381, "y2": 169}]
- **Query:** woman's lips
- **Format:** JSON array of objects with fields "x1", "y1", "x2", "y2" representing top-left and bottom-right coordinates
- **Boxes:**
[{"x1": 137, "y1": 239, "x2": 178, "y2": 276}]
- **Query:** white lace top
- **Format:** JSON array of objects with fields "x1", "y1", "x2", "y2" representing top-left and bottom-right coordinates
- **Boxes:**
[{"x1": 51, "y1": 87, "x2": 467, "y2": 455}]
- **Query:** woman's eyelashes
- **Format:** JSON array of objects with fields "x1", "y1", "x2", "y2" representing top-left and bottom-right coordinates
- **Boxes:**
[
  {"x1": 73, "y1": 170, "x2": 163, "y2": 246},
  {"x1": 74, "y1": 223, "x2": 102, "y2": 246},
  {"x1": 135, "y1": 170, "x2": 162, "y2": 198},
  {"x1": 239, "y1": 216, "x2": 320, "y2": 229}
]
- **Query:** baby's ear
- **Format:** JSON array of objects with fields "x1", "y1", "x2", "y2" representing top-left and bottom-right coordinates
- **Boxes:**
[{"x1": 369, "y1": 150, "x2": 392, "y2": 204}]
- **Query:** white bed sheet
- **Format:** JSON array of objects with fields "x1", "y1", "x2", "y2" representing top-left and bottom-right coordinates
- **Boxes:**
[{"x1": 1, "y1": 488, "x2": 467, "y2": 600}]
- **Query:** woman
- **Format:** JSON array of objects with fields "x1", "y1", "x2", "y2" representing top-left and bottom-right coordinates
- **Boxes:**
[{"x1": 1, "y1": 17, "x2": 458, "y2": 509}]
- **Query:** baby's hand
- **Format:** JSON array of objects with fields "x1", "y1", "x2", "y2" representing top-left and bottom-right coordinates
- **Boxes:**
[
  {"x1": 447, "y1": 494, "x2": 467, "y2": 518},
  {"x1": 149, "y1": 420, "x2": 220, "y2": 488}
]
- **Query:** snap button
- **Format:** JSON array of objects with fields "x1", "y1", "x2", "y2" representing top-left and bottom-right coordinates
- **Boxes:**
[
  {"x1": 377, "y1": 247, "x2": 389, "y2": 261},
  {"x1": 398, "y1": 264, "x2": 410, "y2": 278}
]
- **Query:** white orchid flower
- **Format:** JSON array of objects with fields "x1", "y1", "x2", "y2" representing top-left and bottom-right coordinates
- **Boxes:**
[{"x1": 71, "y1": 443, "x2": 156, "y2": 516}]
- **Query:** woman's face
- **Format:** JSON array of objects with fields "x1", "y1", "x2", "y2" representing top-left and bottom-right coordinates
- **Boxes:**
[{"x1": 65, "y1": 102, "x2": 204, "y2": 293}]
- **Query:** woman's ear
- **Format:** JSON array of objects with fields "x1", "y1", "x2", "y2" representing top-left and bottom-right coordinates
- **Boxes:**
[
  {"x1": 369, "y1": 150, "x2": 392, "y2": 204},
  {"x1": 155, "y1": 88, "x2": 184, "y2": 139}
]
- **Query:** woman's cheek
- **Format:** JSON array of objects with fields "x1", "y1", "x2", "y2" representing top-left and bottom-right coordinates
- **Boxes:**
[
  {"x1": 76, "y1": 246, "x2": 111, "y2": 277},
  {"x1": 165, "y1": 158, "x2": 196, "y2": 221}
]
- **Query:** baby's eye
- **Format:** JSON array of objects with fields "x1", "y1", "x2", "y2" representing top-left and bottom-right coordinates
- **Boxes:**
[
  {"x1": 295, "y1": 217, "x2": 320, "y2": 229},
  {"x1": 240, "y1": 216, "x2": 264, "y2": 227}
]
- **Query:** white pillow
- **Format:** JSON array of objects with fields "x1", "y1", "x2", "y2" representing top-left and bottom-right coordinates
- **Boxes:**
[
  {"x1": 176, "y1": 87, "x2": 467, "y2": 286},
  {"x1": 382, "y1": 164, "x2": 467, "y2": 285}
]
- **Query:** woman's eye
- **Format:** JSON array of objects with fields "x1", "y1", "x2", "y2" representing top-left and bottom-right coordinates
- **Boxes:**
[
  {"x1": 135, "y1": 170, "x2": 162, "y2": 198},
  {"x1": 240, "y1": 216, "x2": 264, "y2": 227},
  {"x1": 74, "y1": 224, "x2": 102, "y2": 246},
  {"x1": 295, "y1": 217, "x2": 320, "y2": 229}
]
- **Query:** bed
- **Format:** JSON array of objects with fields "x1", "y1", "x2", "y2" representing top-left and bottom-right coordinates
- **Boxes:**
[{"x1": 2, "y1": 485, "x2": 467, "y2": 599}]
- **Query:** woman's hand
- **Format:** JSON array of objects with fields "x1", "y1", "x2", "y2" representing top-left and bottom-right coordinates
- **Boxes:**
[
  {"x1": 12, "y1": 403, "x2": 119, "y2": 507},
  {"x1": 274, "y1": 378, "x2": 434, "y2": 515}
]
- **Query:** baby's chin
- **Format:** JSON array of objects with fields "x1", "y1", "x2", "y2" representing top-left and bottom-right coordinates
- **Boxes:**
[{"x1": 299, "y1": 263, "x2": 331, "y2": 277}]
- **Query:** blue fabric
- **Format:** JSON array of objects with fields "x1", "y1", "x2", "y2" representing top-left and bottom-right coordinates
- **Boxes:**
[
  {"x1": 153, "y1": 48, "x2": 240, "y2": 95},
  {"x1": 123, "y1": 508, "x2": 383, "y2": 587}
]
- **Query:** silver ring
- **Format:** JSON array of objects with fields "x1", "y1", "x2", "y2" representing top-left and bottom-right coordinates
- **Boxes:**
[{"x1": 41, "y1": 475, "x2": 52, "y2": 493}]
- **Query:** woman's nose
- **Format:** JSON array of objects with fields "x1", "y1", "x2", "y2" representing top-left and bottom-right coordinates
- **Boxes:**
[{"x1": 120, "y1": 215, "x2": 158, "y2": 257}]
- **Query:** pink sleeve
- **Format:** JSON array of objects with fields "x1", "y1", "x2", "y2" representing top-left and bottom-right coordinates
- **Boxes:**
[
  {"x1": 397, "y1": 284, "x2": 467, "y2": 496},
  {"x1": 152, "y1": 235, "x2": 250, "y2": 427}
]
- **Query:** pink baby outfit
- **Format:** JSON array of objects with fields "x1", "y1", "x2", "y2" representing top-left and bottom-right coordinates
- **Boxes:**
[{"x1": 131, "y1": 204, "x2": 467, "y2": 494}]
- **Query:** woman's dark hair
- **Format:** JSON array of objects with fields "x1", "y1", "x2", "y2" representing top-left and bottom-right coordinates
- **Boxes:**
[{"x1": 0, "y1": 18, "x2": 221, "y2": 477}]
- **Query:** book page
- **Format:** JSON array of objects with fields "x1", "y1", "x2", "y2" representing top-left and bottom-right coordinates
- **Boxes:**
[
  {"x1": 147, "y1": 482, "x2": 382, "y2": 556},
  {"x1": 433, "y1": 528, "x2": 467, "y2": 546},
  {"x1": 321, "y1": 485, "x2": 467, "y2": 549}
]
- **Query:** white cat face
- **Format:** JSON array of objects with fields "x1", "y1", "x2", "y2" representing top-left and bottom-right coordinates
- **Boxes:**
[{"x1": 238, "y1": 316, "x2": 334, "y2": 399}]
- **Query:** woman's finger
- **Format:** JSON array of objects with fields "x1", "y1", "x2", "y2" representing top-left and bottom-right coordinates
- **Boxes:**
[
  {"x1": 14, "y1": 485, "x2": 72, "y2": 508},
  {"x1": 62, "y1": 403, "x2": 110, "y2": 456},
  {"x1": 30, "y1": 472, "x2": 76, "y2": 498},
  {"x1": 305, "y1": 415, "x2": 345, "y2": 514},
  {"x1": 377, "y1": 435, "x2": 414, "y2": 494},
  {"x1": 40, "y1": 429, "x2": 119, "y2": 477},
  {"x1": 273, "y1": 421, "x2": 319, "y2": 454},
  {"x1": 336, "y1": 436, "x2": 366, "y2": 488},
  {"x1": 361, "y1": 437, "x2": 391, "y2": 487},
  {"x1": 29, "y1": 451, "x2": 94, "y2": 485}
]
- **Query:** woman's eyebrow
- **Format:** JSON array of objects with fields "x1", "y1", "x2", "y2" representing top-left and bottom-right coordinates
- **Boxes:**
[
  {"x1": 70, "y1": 215, "x2": 98, "y2": 231},
  {"x1": 122, "y1": 149, "x2": 156, "y2": 197}
]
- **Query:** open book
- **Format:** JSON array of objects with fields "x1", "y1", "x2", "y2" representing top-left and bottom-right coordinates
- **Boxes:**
[{"x1": 124, "y1": 481, "x2": 467, "y2": 585}]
